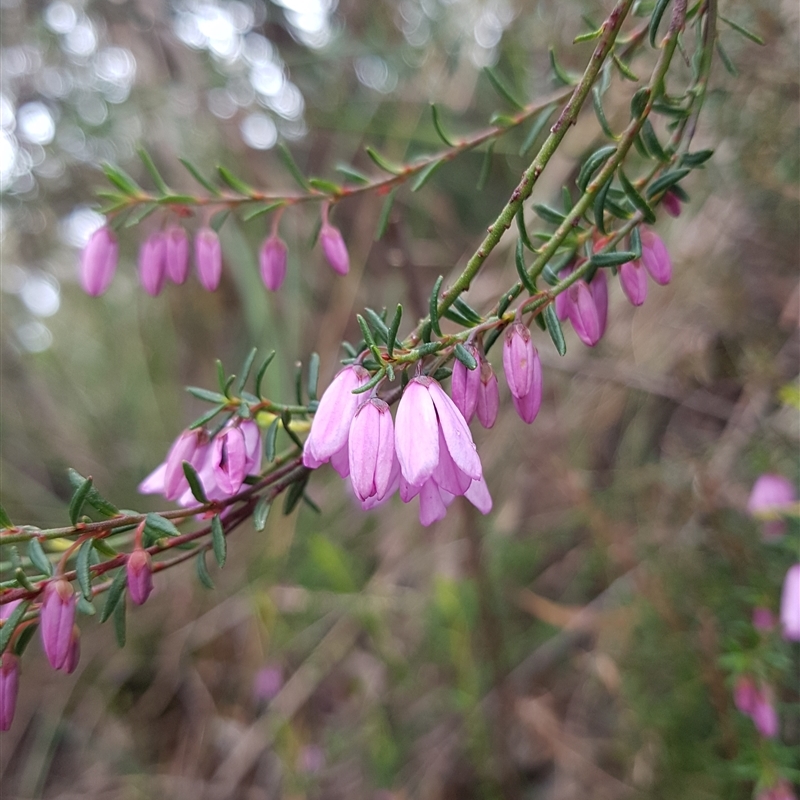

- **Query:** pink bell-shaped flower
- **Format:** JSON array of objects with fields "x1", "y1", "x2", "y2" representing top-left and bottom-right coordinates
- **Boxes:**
[
  {"x1": 451, "y1": 344, "x2": 481, "y2": 423},
  {"x1": 320, "y1": 223, "x2": 349, "y2": 276},
  {"x1": 212, "y1": 425, "x2": 248, "y2": 495},
  {"x1": 503, "y1": 322, "x2": 535, "y2": 400},
  {"x1": 303, "y1": 366, "x2": 370, "y2": 470},
  {"x1": 640, "y1": 228, "x2": 672, "y2": 285},
  {"x1": 619, "y1": 260, "x2": 648, "y2": 306},
  {"x1": 348, "y1": 397, "x2": 395, "y2": 504},
  {"x1": 0, "y1": 653, "x2": 19, "y2": 731},
  {"x1": 40, "y1": 579, "x2": 77, "y2": 671},
  {"x1": 138, "y1": 232, "x2": 167, "y2": 296},
  {"x1": 476, "y1": 358, "x2": 499, "y2": 429},
  {"x1": 780, "y1": 564, "x2": 800, "y2": 641},
  {"x1": 195, "y1": 226, "x2": 222, "y2": 291},
  {"x1": 127, "y1": 546, "x2": 154, "y2": 606},
  {"x1": 260, "y1": 235, "x2": 288, "y2": 291},
  {"x1": 80, "y1": 226, "x2": 118, "y2": 297},
  {"x1": 165, "y1": 225, "x2": 190, "y2": 284},
  {"x1": 163, "y1": 429, "x2": 204, "y2": 501}
]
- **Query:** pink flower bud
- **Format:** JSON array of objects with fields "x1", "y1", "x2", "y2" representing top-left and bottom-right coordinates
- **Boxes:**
[
  {"x1": 476, "y1": 359, "x2": 499, "y2": 429},
  {"x1": 348, "y1": 398, "x2": 395, "y2": 504},
  {"x1": 748, "y1": 474, "x2": 797, "y2": 538},
  {"x1": 195, "y1": 226, "x2": 222, "y2": 291},
  {"x1": 619, "y1": 260, "x2": 648, "y2": 306},
  {"x1": 127, "y1": 547, "x2": 154, "y2": 606},
  {"x1": 80, "y1": 226, "x2": 118, "y2": 297},
  {"x1": 503, "y1": 323, "x2": 535, "y2": 400},
  {"x1": 780, "y1": 564, "x2": 800, "y2": 642},
  {"x1": 320, "y1": 223, "x2": 349, "y2": 276},
  {"x1": 40, "y1": 579, "x2": 76, "y2": 670},
  {"x1": 555, "y1": 268, "x2": 575, "y2": 321},
  {"x1": 303, "y1": 365, "x2": 370, "y2": 468},
  {"x1": 60, "y1": 625, "x2": 80, "y2": 674},
  {"x1": 590, "y1": 269, "x2": 608, "y2": 337},
  {"x1": 751, "y1": 688, "x2": 779, "y2": 738},
  {"x1": 568, "y1": 281, "x2": 602, "y2": 347},
  {"x1": 451, "y1": 344, "x2": 480, "y2": 423},
  {"x1": 138, "y1": 232, "x2": 167, "y2": 296},
  {"x1": 661, "y1": 190, "x2": 682, "y2": 217},
  {"x1": 165, "y1": 225, "x2": 190, "y2": 284},
  {"x1": 733, "y1": 675, "x2": 758, "y2": 715},
  {"x1": 212, "y1": 425, "x2": 248, "y2": 495},
  {"x1": 0, "y1": 653, "x2": 19, "y2": 731},
  {"x1": 640, "y1": 228, "x2": 672, "y2": 285},
  {"x1": 259, "y1": 235, "x2": 288, "y2": 291}
]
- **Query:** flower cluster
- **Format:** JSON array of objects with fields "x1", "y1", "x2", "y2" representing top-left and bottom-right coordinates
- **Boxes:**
[
  {"x1": 80, "y1": 212, "x2": 350, "y2": 297},
  {"x1": 302, "y1": 366, "x2": 491, "y2": 526}
]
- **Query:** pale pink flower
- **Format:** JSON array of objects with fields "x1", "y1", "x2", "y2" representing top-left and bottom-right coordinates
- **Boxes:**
[
  {"x1": 303, "y1": 366, "x2": 369, "y2": 469},
  {"x1": 212, "y1": 425, "x2": 249, "y2": 495},
  {"x1": 80, "y1": 226, "x2": 118, "y2": 297},
  {"x1": 748, "y1": 474, "x2": 796, "y2": 538},
  {"x1": 138, "y1": 232, "x2": 167, "y2": 296},
  {"x1": 348, "y1": 398, "x2": 395, "y2": 504},
  {"x1": 733, "y1": 675, "x2": 758, "y2": 715},
  {"x1": 619, "y1": 260, "x2": 648, "y2": 306},
  {"x1": 640, "y1": 228, "x2": 672, "y2": 285},
  {"x1": 751, "y1": 687, "x2": 779, "y2": 738},
  {"x1": 503, "y1": 323, "x2": 535, "y2": 400},
  {"x1": 451, "y1": 344, "x2": 481, "y2": 423},
  {"x1": 320, "y1": 223, "x2": 349, "y2": 276},
  {"x1": 780, "y1": 564, "x2": 800, "y2": 641},
  {"x1": 195, "y1": 226, "x2": 222, "y2": 291},
  {"x1": 476, "y1": 358, "x2": 499, "y2": 429}
]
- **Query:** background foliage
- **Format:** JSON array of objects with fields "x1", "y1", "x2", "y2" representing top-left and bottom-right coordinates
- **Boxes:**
[{"x1": 1, "y1": 0, "x2": 798, "y2": 797}]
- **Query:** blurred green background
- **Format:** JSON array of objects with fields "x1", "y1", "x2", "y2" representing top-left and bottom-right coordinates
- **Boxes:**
[{"x1": 0, "y1": 0, "x2": 798, "y2": 797}]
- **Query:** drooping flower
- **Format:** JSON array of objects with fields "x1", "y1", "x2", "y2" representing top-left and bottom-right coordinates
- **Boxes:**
[
  {"x1": 162, "y1": 428, "x2": 205, "y2": 501},
  {"x1": 751, "y1": 687, "x2": 779, "y2": 738},
  {"x1": 555, "y1": 268, "x2": 575, "y2": 321},
  {"x1": 476, "y1": 357, "x2": 499, "y2": 429},
  {"x1": 348, "y1": 397, "x2": 395, "y2": 504},
  {"x1": 568, "y1": 281, "x2": 602, "y2": 347},
  {"x1": 138, "y1": 232, "x2": 167, "y2": 296},
  {"x1": 780, "y1": 564, "x2": 800, "y2": 641},
  {"x1": 619, "y1": 259, "x2": 648, "y2": 306},
  {"x1": 40, "y1": 579, "x2": 77, "y2": 671},
  {"x1": 165, "y1": 225, "x2": 190, "y2": 284},
  {"x1": 127, "y1": 546, "x2": 154, "y2": 606},
  {"x1": 661, "y1": 190, "x2": 682, "y2": 218},
  {"x1": 260, "y1": 235, "x2": 288, "y2": 291},
  {"x1": 320, "y1": 222, "x2": 349, "y2": 276},
  {"x1": 733, "y1": 675, "x2": 758, "y2": 715},
  {"x1": 303, "y1": 365, "x2": 370, "y2": 472},
  {"x1": 640, "y1": 228, "x2": 672, "y2": 285},
  {"x1": 195, "y1": 226, "x2": 222, "y2": 291},
  {"x1": 212, "y1": 425, "x2": 249, "y2": 495},
  {"x1": 60, "y1": 626, "x2": 80, "y2": 674},
  {"x1": 0, "y1": 653, "x2": 19, "y2": 731},
  {"x1": 451, "y1": 344, "x2": 481, "y2": 423},
  {"x1": 503, "y1": 324, "x2": 542, "y2": 424},
  {"x1": 80, "y1": 226, "x2": 118, "y2": 297}
]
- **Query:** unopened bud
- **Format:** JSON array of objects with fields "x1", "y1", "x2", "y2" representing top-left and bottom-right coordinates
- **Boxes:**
[
  {"x1": 619, "y1": 260, "x2": 648, "y2": 306},
  {"x1": 60, "y1": 625, "x2": 80, "y2": 674},
  {"x1": 320, "y1": 223, "x2": 349, "y2": 276},
  {"x1": 40, "y1": 579, "x2": 76, "y2": 670},
  {"x1": 661, "y1": 190, "x2": 682, "y2": 218},
  {"x1": 0, "y1": 653, "x2": 19, "y2": 731},
  {"x1": 259, "y1": 235, "x2": 288, "y2": 291},
  {"x1": 127, "y1": 547, "x2": 154, "y2": 606},
  {"x1": 80, "y1": 226, "x2": 118, "y2": 297},
  {"x1": 138, "y1": 232, "x2": 167, "y2": 296},
  {"x1": 640, "y1": 228, "x2": 672, "y2": 285},
  {"x1": 195, "y1": 227, "x2": 222, "y2": 291},
  {"x1": 165, "y1": 225, "x2": 190, "y2": 284}
]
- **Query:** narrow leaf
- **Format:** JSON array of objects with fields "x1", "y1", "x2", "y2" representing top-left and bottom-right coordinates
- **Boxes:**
[
  {"x1": 179, "y1": 157, "x2": 221, "y2": 195},
  {"x1": 515, "y1": 238, "x2": 537, "y2": 294},
  {"x1": 265, "y1": 417, "x2": 280, "y2": 462},
  {"x1": 387, "y1": 304, "x2": 403, "y2": 358},
  {"x1": 307, "y1": 352, "x2": 321, "y2": 402},
  {"x1": 124, "y1": 202, "x2": 159, "y2": 227},
  {"x1": 210, "y1": 209, "x2": 231, "y2": 233},
  {"x1": 187, "y1": 386, "x2": 228, "y2": 404},
  {"x1": 630, "y1": 226, "x2": 643, "y2": 259},
  {"x1": 679, "y1": 149, "x2": 713, "y2": 167},
  {"x1": 235, "y1": 347, "x2": 258, "y2": 396},
  {"x1": 308, "y1": 177, "x2": 341, "y2": 194},
  {"x1": 431, "y1": 104, "x2": 455, "y2": 146},
  {"x1": 719, "y1": 14, "x2": 765, "y2": 45},
  {"x1": 241, "y1": 201, "x2": 284, "y2": 222},
  {"x1": 113, "y1": 593, "x2": 126, "y2": 647},
  {"x1": 516, "y1": 206, "x2": 536, "y2": 252},
  {"x1": 137, "y1": 147, "x2": 170, "y2": 195},
  {"x1": 618, "y1": 170, "x2": 656, "y2": 223},
  {"x1": 483, "y1": 67, "x2": 524, "y2": 110},
  {"x1": 641, "y1": 119, "x2": 669, "y2": 162},
  {"x1": 549, "y1": 47, "x2": 576, "y2": 86},
  {"x1": 646, "y1": 167, "x2": 691, "y2": 198},
  {"x1": 101, "y1": 163, "x2": 142, "y2": 196},
  {"x1": 0, "y1": 504, "x2": 13, "y2": 529},
  {"x1": 577, "y1": 145, "x2": 616, "y2": 192},
  {"x1": 144, "y1": 512, "x2": 181, "y2": 542},
  {"x1": 533, "y1": 203, "x2": 566, "y2": 225},
  {"x1": 592, "y1": 87, "x2": 616, "y2": 139},
  {"x1": 612, "y1": 53, "x2": 639, "y2": 81},
  {"x1": 336, "y1": 164, "x2": 371, "y2": 184},
  {"x1": 28, "y1": 538, "x2": 53, "y2": 577},
  {"x1": 519, "y1": 104, "x2": 557, "y2": 157},
  {"x1": 429, "y1": 276, "x2": 444, "y2": 337},
  {"x1": 277, "y1": 143, "x2": 311, "y2": 189},
  {"x1": 630, "y1": 87, "x2": 650, "y2": 119},
  {"x1": 77, "y1": 596, "x2": 95, "y2": 616},
  {"x1": 255, "y1": 351, "x2": 276, "y2": 399},
  {"x1": 454, "y1": 343, "x2": 477, "y2": 370},
  {"x1": 282, "y1": 474, "x2": 309, "y2": 516},
  {"x1": 13, "y1": 621, "x2": 38, "y2": 656},
  {"x1": 411, "y1": 160, "x2": 444, "y2": 192},
  {"x1": 196, "y1": 551, "x2": 215, "y2": 589},
  {"x1": 590, "y1": 250, "x2": 638, "y2": 267},
  {"x1": 69, "y1": 476, "x2": 94, "y2": 525},
  {"x1": 211, "y1": 515, "x2": 226, "y2": 569},
  {"x1": 573, "y1": 28, "x2": 602, "y2": 44},
  {"x1": 476, "y1": 141, "x2": 495, "y2": 190},
  {"x1": 544, "y1": 304, "x2": 567, "y2": 356},
  {"x1": 100, "y1": 569, "x2": 127, "y2": 622},
  {"x1": 254, "y1": 497, "x2": 272, "y2": 531},
  {"x1": 363, "y1": 308, "x2": 391, "y2": 344},
  {"x1": 182, "y1": 462, "x2": 209, "y2": 504},
  {"x1": 649, "y1": 0, "x2": 672, "y2": 46},
  {"x1": 189, "y1": 403, "x2": 227, "y2": 430},
  {"x1": 76, "y1": 539, "x2": 94, "y2": 600},
  {"x1": 375, "y1": 187, "x2": 397, "y2": 240},
  {"x1": 452, "y1": 297, "x2": 483, "y2": 325},
  {"x1": 593, "y1": 178, "x2": 612, "y2": 234},
  {"x1": 365, "y1": 147, "x2": 401, "y2": 175},
  {"x1": 217, "y1": 166, "x2": 256, "y2": 196}
]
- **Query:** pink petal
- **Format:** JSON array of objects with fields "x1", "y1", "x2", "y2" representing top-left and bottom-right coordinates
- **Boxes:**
[
  {"x1": 427, "y1": 379, "x2": 482, "y2": 481},
  {"x1": 395, "y1": 378, "x2": 439, "y2": 486},
  {"x1": 465, "y1": 475, "x2": 492, "y2": 514},
  {"x1": 418, "y1": 479, "x2": 448, "y2": 526}
]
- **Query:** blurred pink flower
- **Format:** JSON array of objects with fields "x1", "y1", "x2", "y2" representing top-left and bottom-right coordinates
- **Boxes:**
[
  {"x1": 138, "y1": 232, "x2": 167, "y2": 296},
  {"x1": 253, "y1": 665, "x2": 283, "y2": 702},
  {"x1": 780, "y1": 564, "x2": 800, "y2": 641},
  {"x1": 640, "y1": 228, "x2": 672, "y2": 285},
  {"x1": 320, "y1": 223, "x2": 349, "y2": 276},
  {"x1": 0, "y1": 653, "x2": 19, "y2": 731},
  {"x1": 165, "y1": 225, "x2": 190, "y2": 284},
  {"x1": 195, "y1": 226, "x2": 222, "y2": 291},
  {"x1": 661, "y1": 190, "x2": 682, "y2": 218},
  {"x1": 80, "y1": 226, "x2": 118, "y2": 297},
  {"x1": 259, "y1": 235, "x2": 288, "y2": 291},
  {"x1": 748, "y1": 474, "x2": 796, "y2": 538},
  {"x1": 752, "y1": 606, "x2": 775, "y2": 632}
]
